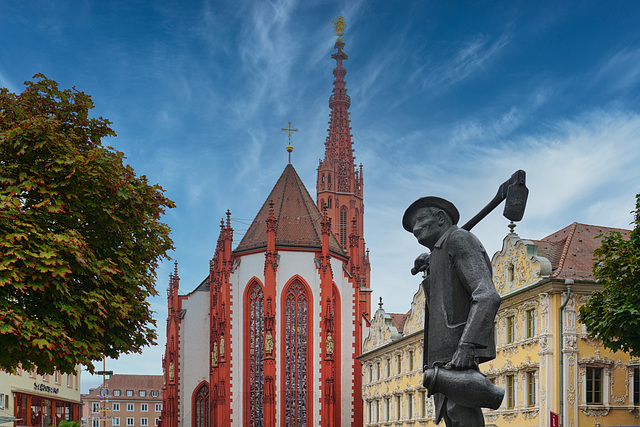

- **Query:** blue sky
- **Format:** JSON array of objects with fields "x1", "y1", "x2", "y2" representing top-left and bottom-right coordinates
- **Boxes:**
[{"x1": 3, "y1": 1, "x2": 639, "y2": 393}]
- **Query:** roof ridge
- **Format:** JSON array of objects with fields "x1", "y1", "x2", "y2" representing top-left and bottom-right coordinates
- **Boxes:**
[{"x1": 550, "y1": 222, "x2": 577, "y2": 278}]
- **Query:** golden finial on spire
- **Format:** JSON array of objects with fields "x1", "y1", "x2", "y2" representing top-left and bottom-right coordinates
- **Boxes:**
[
  {"x1": 281, "y1": 121, "x2": 298, "y2": 163},
  {"x1": 332, "y1": 15, "x2": 347, "y2": 41}
]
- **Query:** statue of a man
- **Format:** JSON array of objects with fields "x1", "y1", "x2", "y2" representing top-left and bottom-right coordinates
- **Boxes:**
[{"x1": 403, "y1": 196, "x2": 502, "y2": 427}]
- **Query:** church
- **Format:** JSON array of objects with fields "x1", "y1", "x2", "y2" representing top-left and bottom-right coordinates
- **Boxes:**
[{"x1": 161, "y1": 23, "x2": 372, "y2": 427}]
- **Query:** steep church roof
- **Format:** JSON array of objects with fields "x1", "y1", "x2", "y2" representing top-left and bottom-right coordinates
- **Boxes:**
[{"x1": 234, "y1": 163, "x2": 344, "y2": 256}]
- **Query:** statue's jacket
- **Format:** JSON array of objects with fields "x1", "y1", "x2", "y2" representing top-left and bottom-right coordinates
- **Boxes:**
[{"x1": 421, "y1": 225, "x2": 500, "y2": 369}]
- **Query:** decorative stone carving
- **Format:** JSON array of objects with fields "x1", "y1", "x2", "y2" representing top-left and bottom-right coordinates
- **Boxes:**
[
  {"x1": 363, "y1": 307, "x2": 402, "y2": 353},
  {"x1": 403, "y1": 284, "x2": 425, "y2": 335},
  {"x1": 491, "y1": 235, "x2": 552, "y2": 296}
]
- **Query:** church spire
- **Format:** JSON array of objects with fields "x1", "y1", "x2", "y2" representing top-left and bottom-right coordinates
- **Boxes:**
[{"x1": 317, "y1": 17, "x2": 364, "y2": 250}]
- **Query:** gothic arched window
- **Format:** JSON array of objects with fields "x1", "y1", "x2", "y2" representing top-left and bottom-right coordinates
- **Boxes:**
[
  {"x1": 339, "y1": 207, "x2": 348, "y2": 248},
  {"x1": 244, "y1": 281, "x2": 265, "y2": 426},
  {"x1": 283, "y1": 280, "x2": 311, "y2": 426},
  {"x1": 193, "y1": 382, "x2": 209, "y2": 427},
  {"x1": 328, "y1": 197, "x2": 332, "y2": 209}
]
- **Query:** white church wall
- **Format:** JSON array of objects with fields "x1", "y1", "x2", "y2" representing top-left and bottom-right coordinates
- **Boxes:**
[
  {"x1": 333, "y1": 257, "x2": 357, "y2": 424},
  {"x1": 177, "y1": 288, "x2": 210, "y2": 427}
]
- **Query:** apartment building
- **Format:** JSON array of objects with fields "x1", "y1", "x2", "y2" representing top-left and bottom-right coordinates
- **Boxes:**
[{"x1": 82, "y1": 375, "x2": 162, "y2": 427}]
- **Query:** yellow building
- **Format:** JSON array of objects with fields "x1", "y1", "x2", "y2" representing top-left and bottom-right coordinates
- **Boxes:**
[
  {"x1": 0, "y1": 366, "x2": 82, "y2": 427},
  {"x1": 361, "y1": 222, "x2": 639, "y2": 427},
  {"x1": 360, "y1": 288, "x2": 434, "y2": 426},
  {"x1": 486, "y1": 222, "x2": 638, "y2": 427}
]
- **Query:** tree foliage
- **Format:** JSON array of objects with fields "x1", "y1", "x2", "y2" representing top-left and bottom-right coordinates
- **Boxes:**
[
  {"x1": 0, "y1": 75, "x2": 174, "y2": 374},
  {"x1": 579, "y1": 193, "x2": 640, "y2": 357}
]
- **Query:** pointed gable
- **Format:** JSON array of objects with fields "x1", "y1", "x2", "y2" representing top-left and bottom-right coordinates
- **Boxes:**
[{"x1": 234, "y1": 164, "x2": 344, "y2": 256}]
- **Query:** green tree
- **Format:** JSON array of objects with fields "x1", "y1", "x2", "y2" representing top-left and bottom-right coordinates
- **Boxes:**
[
  {"x1": 0, "y1": 75, "x2": 174, "y2": 374},
  {"x1": 579, "y1": 193, "x2": 640, "y2": 357}
]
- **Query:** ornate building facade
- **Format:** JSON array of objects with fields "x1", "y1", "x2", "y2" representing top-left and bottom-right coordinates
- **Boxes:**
[
  {"x1": 360, "y1": 290, "x2": 433, "y2": 426},
  {"x1": 161, "y1": 32, "x2": 372, "y2": 427},
  {"x1": 486, "y1": 222, "x2": 638, "y2": 427},
  {"x1": 361, "y1": 222, "x2": 639, "y2": 427}
]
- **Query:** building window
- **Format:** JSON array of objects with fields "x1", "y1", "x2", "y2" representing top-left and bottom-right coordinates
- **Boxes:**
[
  {"x1": 508, "y1": 263, "x2": 515, "y2": 283},
  {"x1": 155, "y1": 404, "x2": 162, "y2": 412},
  {"x1": 154, "y1": 419, "x2": 159, "y2": 426},
  {"x1": 139, "y1": 390, "x2": 146, "y2": 397},
  {"x1": 126, "y1": 390, "x2": 134, "y2": 397},
  {"x1": 409, "y1": 350, "x2": 414, "y2": 371},
  {"x1": 29, "y1": 370, "x2": 35, "y2": 378},
  {"x1": 54, "y1": 370, "x2": 60, "y2": 384},
  {"x1": 127, "y1": 403, "x2": 134, "y2": 412},
  {"x1": 141, "y1": 404, "x2": 148, "y2": 412},
  {"x1": 92, "y1": 418, "x2": 100, "y2": 427},
  {"x1": 506, "y1": 316, "x2": 515, "y2": 344},
  {"x1": 385, "y1": 359, "x2": 391, "y2": 378},
  {"x1": 113, "y1": 403, "x2": 120, "y2": 411},
  {"x1": 396, "y1": 354, "x2": 402, "y2": 375},
  {"x1": 419, "y1": 390, "x2": 426, "y2": 418},
  {"x1": 376, "y1": 362, "x2": 381, "y2": 381},
  {"x1": 283, "y1": 280, "x2": 310, "y2": 426},
  {"x1": 114, "y1": 390, "x2": 121, "y2": 397},
  {"x1": 126, "y1": 418, "x2": 134, "y2": 426},
  {"x1": 150, "y1": 391, "x2": 159, "y2": 398},
  {"x1": 586, "y1": 367, "x2": 603, "y2": 404},
  {"x1": 634, "y1": 366, "x2": 639, "y2": 406},
  {"x1": 140, "y1": 418, "x2": 148, "y2": 426},
  {"x1": 385, "y1": 398, "x2": 390, "y2": 422},
  {"x1": 193, "y1": 383, "x2": 209, "y2": 427},
  {"x1": 67, "y1": 374, "x2": 71, "y2": 387},
  {"x1": 527, "y1": 371, "x2": 536, "y2": 407},
  {"x1": 506, "y1": 375, "x2": 515, "y2": 409},
  {"x1": 395, "y1": 395, "x2": 401, "y2": 420},
  {"x1": 526, "y1": 309, "x2": 535, "y2": 338},
  {"x1": 406, "y1": 394, "x2": 413, "y2": 419},
  {"x1": 92, "y1": 403, "x2": 100, "y2": 413},
  {"x1": 375, "y1": 399, "x2": 380, "y2": 423},
  {"x1": 367, "y1": 401, "x2": 372, "y2": 423},
  {"x1": 112, "y1": 418, "x2": 120, "y2": 426},
  {"x1": 245, "y1": 281, "x2": 264, "y2": 425},
  {"x1": 42, "y1": 373, "x2": 48, "y2": 381}
]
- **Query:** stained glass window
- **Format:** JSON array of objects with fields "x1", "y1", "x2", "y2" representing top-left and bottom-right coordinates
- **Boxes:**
[
  {"x1": 247, "y1": 282, "x2": 265, "y2": 426},
  {"x1": 284, "y1": 281, "x2": 309, "y2": 426},
  {"x1": 194, "y1": 383, "x2": 208, "y2": 427}
]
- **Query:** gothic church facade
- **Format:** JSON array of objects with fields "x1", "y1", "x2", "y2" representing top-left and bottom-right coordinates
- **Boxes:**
[{"x1": 161, "y1": 35, "x2": 371, "y2": 427}]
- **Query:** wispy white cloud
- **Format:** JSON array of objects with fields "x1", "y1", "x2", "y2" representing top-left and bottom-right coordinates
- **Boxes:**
[
  {"x1": 418, "y1": 31, "x2": 511, "y2": 91},
  {"x1": 368, "y1": 109, "x2": 640, "y2": 314},
  {"x1": 594, "y1": 44, "x2": 640, "y2": 93},
  {"x1": 233, "y1": 0, "x2": 300, "y2": 121}
]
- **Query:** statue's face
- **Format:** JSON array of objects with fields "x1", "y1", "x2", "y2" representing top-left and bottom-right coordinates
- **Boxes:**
[{"x1": 412, "y1": 208, "x2": 446, "y2": 250}]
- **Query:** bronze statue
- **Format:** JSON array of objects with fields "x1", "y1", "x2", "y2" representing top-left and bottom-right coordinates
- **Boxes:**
[{"x1": 403, "y1": 171, "x2": 529, "y2": 426}]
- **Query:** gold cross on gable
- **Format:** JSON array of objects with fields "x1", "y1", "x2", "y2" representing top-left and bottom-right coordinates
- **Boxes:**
[{"x1": 281, "y1": 121, "x2": 298, "y2": 145}]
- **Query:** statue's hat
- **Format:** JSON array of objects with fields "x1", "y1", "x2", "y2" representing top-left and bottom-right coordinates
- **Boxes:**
[{"x1": 402, "y1": 196, "x2": 460, "y2": 232}]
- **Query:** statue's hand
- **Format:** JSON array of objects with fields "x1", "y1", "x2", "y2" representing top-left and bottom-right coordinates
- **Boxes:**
[
  {"x1": 446, "y1": 343, "x2": 478, "y2": 370},
  {"x1": 411, "y1": 252, "x2": 430, "y2": 275}
]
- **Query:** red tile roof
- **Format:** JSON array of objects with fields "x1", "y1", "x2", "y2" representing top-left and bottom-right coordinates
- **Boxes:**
[
  {"x1": 83, "y1": 374, "x2": 163, "y2": 399},
  {"x1": 389, "y1": 311, "x2": 410, "y2": 334},
  {"x1": 234, "y1": 164, "x2": 344, "y2": 256},
  {"x1": 534, "y1": 222, "x2": 631, "y2": 280}
]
